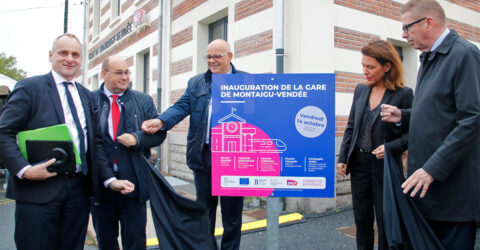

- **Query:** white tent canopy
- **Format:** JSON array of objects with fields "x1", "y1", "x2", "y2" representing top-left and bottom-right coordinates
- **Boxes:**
[{"x1": 0, "y1": 73, "x2": 17, "y2": 91}]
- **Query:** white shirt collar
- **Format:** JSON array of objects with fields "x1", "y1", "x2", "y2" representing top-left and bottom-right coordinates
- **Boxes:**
[
  {"x1": 52, "y1": 70, "x2": 71, "y2": 85},
  {"x1": 430, "y1": 28, "x2": 450, "y2": 52},
  {"x1": 103, "y1": 85, "x2": 124, "y2": 98}
]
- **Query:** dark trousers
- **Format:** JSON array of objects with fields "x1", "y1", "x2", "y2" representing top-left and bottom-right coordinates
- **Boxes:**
[
  {"x1": 428, "y1": 220, "x2": 476, "y2": 250},
  {"x1": 91, "y1": 189, "x2": 147, "y2": 250},
  {"x1": 350, "y1": 150, "x2": 388, "y2": 250},
  {"x1": 194, "y1": 145, "x2": 243, "y2": 250},
  {"x1": 14, "y1": 175, "x2": 90, "y2": 250}
]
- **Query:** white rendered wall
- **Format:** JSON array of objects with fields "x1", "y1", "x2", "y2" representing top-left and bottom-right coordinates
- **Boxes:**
[{"x1": 284, "y1": 0, "x2": 335, "y2": 74}]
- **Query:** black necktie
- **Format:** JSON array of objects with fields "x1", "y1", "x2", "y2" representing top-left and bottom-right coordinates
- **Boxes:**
[{"x1": 63, "y1": 81, "x2": 87, "y2": 175}]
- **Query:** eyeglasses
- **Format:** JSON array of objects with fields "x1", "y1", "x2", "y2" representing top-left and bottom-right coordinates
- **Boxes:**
[
  {"x1": 402, "y1": 17, "x2": 427, "y2": 33},
  {"x1": 203, "y1": 52, "x2": 229, "y2": 61},
  {"x1": 106, "y1": 70, "x2": 131, "y2": 77}
]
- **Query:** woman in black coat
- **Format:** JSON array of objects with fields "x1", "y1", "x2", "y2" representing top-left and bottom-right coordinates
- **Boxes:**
[{"x1": 337, "y1": 40, "x2": 413, "y2": 250}]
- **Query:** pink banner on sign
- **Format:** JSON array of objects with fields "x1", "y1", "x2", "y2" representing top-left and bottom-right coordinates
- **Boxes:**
[{"x1": 211, "y1": 121, "x2": 282, "y2": 196}]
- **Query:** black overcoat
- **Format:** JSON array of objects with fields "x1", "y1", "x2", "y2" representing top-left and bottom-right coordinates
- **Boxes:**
[{"x1": 403, "y1": 30, "x2": 480, "y2": 222}]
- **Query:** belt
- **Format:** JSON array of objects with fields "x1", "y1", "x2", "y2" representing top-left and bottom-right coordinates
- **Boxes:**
[
  {"x1": 58, "y1": 171, "x2": 81, "y2": 177},
  {"x1": 358, "y1": 147, "x2": 372, "y2": 153}
]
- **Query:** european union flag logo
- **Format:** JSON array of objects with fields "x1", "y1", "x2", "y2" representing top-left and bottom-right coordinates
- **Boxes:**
[{"x1": 239, "y1": 178, "x2": 249, "y2": 185}]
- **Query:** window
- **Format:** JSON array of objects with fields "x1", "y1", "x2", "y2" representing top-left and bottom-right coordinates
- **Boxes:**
[
  {"x1": 389, "y1": 39, "x2": 418, "y2": 90},
  {"x1": 91, "y1": 74, "x2": 99, "y2": 90},
  {"x1": 93, "y1": 0, "x2": 100, "y2": 36},
  {"x1": 198, "y1": 10, "x2": 228, "y2": 73},
  {"x1": 143, "y1": 52, "x2": 150, "y2": 93},
  {"x1": 209, "y1": 17, "x2": 228, "y2": 42},
  {"x1": 135, "y1": 49, "x2": 150, "y2": 93},
  {"x1": 112, "y1": 0, "x2": 120, "y2": 20},
  {"x1": 395, "y1": 46, "x2": 403, "y2": 61}
]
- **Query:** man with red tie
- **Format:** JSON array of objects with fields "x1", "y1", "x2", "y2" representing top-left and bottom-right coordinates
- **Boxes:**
[{"x1": 92, "y1": 55, "x2": 166, "y2": 250}]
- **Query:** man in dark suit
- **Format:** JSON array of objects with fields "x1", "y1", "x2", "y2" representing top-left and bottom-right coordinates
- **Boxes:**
[
  {"x1": 91, "y1": 55, "x2": 166, "y2": 250},
  {"x1": 141, "y1": 39, "x2": 245, "y2": 250},
  {"x1": 381, "y1": 0, "x2": 480, "y2": 248},
  {"x1": 0, "y1": 33, "x2": 134, "y2": 250}
]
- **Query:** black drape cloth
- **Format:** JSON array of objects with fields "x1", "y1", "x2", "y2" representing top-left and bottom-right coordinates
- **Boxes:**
[
  {"x1": 142, "y1": 155, "x2": 216, "y2": 250},
  {"x1": 383, "y1": 145, "x2": 444, "y2": 250}
]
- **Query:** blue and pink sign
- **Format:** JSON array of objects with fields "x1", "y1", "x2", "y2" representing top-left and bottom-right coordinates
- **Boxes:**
[{"x1": 211, "y1": 74, "x2": 335, "y2": 197}]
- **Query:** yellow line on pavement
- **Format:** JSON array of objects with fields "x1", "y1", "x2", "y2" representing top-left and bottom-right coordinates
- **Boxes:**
[
  {"x1": 146, "y1": 213, "x2": 304, "y2": 246},
  {"x1": 147, "y1": 237, "x2": 159, "y2": 246},
  {"x1": 0, "y1": 200, "x2": 14, "y2": 206}
]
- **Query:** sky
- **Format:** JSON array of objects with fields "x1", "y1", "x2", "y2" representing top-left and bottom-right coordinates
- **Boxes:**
[{"x1": 0, "y1": 0, "x2": 84, "y2": 77}]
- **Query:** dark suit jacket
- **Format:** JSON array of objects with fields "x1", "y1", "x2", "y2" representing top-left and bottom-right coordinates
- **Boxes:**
[
  {"x1": 338, "y1": 83, "x2": 413, "y2": 174},
  {"x1": 404, "y1": 30, "x2": 480, "y2": 222},
  {"x1": 0, "y1": 72, "x2": 115, "y2": 204},
  {"x1": 95, "y1": 84, "x2": 166, "y2": 203},
  {"x1": 158, "y1": 63, "x2": 246, "y2": 170}
]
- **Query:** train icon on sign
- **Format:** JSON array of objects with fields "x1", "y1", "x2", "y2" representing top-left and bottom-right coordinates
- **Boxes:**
[{"x1": 250, "y1": 139, "x2": 287, "y2": 152}]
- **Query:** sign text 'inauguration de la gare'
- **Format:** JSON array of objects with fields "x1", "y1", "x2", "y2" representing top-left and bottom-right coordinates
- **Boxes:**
[{"x1": 211, "y1": 74, "x2": 335, "y2": 197}]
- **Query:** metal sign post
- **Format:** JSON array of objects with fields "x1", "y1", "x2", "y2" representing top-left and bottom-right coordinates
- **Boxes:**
[{"x1": 267, "y1": 1, "x2": 284, "y2": 249}]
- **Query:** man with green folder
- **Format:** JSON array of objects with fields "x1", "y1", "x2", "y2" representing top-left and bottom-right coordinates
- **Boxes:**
[{"x1": 0, "y1": 33, "x2": 134, "y2": 250}]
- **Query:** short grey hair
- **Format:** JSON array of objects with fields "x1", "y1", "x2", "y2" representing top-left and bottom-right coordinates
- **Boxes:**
[
  {"x1": 51, "y1": 33, "x2": 82, "y2": 52},
  {"x1": 400, "y1": 0, "x2": 446, "y2": 24}
]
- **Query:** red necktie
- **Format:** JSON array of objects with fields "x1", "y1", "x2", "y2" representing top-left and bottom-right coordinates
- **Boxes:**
[{"x1": 111, "y1": 94, "x2": 120, "y2": 140}]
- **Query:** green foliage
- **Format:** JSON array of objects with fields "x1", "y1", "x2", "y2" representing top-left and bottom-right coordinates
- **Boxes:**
[{"x1": 0, "y1": 52, "x2": 27, "y2": 81}]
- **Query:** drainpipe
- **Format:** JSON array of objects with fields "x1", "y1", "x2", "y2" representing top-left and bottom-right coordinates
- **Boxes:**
[
  {"x1": 156, "y1": 0, "x2": 164, "y2": 171},
  {"x1": 81, "y1": 0, "x2": 88, "y2": 85}
]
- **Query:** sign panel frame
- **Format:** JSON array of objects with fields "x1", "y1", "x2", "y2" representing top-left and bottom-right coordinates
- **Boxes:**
[{"x1": 211, "y1": 73, "x2": 335, "y2": 197}]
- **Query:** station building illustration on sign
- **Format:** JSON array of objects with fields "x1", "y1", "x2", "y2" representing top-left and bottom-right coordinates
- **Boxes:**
[{"x1": 211, "y1": 108, "x2": 287, "y2": 153}]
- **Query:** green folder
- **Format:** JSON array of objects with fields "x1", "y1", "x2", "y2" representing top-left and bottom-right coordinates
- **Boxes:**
[{"x1": 17, "y1": 124, "x2": 82, "y2": 165}]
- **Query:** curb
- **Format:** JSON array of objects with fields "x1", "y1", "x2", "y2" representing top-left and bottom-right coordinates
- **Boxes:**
[{"x1": 146, "y1": 212, "x2": 305, "y2": 247}]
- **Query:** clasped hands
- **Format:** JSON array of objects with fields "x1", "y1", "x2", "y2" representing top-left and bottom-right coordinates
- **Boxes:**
[{"x1": 336, "y1": 145, "x2": 385, "y2": 177}]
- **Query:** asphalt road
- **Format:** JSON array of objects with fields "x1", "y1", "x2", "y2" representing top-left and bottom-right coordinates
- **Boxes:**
[
  {"x1": 238, "y1": 208, "x2": 357, "y2": 249},
  {"x1": 0, "y1": 190, "x2": 15, "y2": 250}
]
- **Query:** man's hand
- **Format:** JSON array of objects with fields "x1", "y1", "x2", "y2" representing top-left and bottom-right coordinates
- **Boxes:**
[
  {"x1": 141, "y1": 118, "x2": 164, "y2": 134},
  {"x1": 108, "y1": 179, "x2": 135, "y2": 194},
  {"x1": 372, "y1": 144, "x2": 385, "y2": 159},
  {"x1": 23, "y1": 158, "x2": 57, "y2": 180},
  {"x1": 402, "y1": 168, "x2": 434, "y2": 198},
  {"x1": 381, "y1": 104, "x2": 402, "y2": 123},
  {"x1": 117, "y1": 133, "x2": 138, "y2": 147},
  {"x1": 336, "y1": 163, "x2": 347, "y2": 177}
]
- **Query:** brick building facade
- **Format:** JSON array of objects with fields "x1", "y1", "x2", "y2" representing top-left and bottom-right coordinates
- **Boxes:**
[{"x1": 85, "y1": 0, "x2": 480, "y2": 212}]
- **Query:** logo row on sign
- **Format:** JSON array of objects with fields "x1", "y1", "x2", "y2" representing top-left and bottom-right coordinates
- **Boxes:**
[{"x1": 221, "y1": 176, "x2": 326, "y2": 189}]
